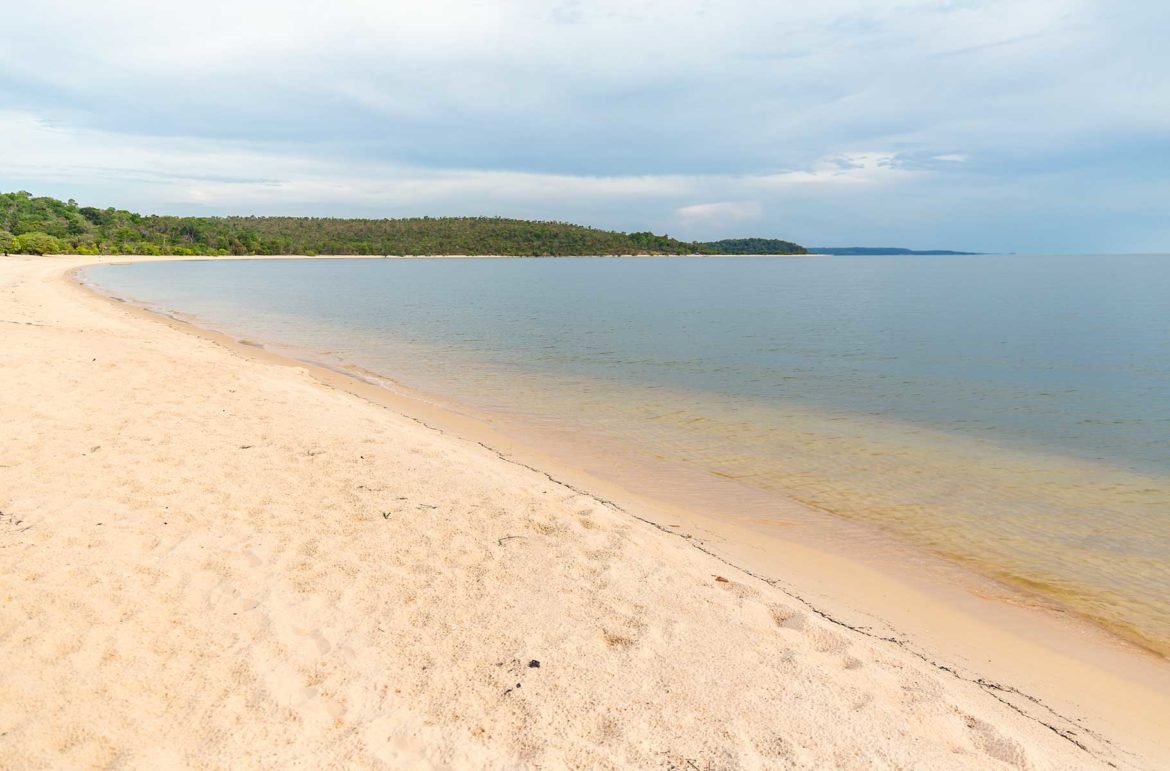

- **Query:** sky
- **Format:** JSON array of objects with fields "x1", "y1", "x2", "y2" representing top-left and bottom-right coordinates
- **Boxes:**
[{"x1": 1, "y1": 0, "x2": 1167, "y2": 252}]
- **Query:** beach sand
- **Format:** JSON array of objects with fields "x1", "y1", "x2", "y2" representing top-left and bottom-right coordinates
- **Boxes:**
[{"x1": 1, "y1": 254, "x2": 1167, "y2": 769}]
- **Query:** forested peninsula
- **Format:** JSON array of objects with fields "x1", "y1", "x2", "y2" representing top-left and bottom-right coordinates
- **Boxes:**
[
  {"x1": 1, "y1": 192, "x2": 806, "y2": 257},
  {"x1": 699, "y1": 238, "x2": 808, "y2": 255}
]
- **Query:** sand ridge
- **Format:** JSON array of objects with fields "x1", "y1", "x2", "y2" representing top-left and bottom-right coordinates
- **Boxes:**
[{"x1": 0, "y1": 255, "x2": 1156, "y2": 768}]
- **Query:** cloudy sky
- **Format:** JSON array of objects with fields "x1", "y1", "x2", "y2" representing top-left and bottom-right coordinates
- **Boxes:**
[{"x1": 1, "y1": 0, "x2": 1166, "y2": 252}]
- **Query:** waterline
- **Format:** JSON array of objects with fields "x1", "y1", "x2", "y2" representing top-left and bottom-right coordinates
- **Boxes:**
[{"x1": 82, "y1": 254, "x2": 1170, "y2": 655}]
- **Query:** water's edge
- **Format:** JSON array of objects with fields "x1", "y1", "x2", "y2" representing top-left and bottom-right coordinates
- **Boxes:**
[{"x1": 77, "y1": 257, "x2": 1170, "y2": 659}]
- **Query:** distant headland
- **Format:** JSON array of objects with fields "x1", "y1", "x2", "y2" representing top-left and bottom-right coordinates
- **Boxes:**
[
  {"x1": 0, "y1": 191, "x2": 806, "y2": 257},
  {"x1": 2, "y1": 191, "x2": 979, "y2": 259}
]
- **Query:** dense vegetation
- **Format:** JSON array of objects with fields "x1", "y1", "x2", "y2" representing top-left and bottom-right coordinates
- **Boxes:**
[
  {"x1": 0, "y1": 191, "x2": 805, "y2": 257},
  {"x1": 699, "y1": 238, "x2": 806, "y2": 255}
]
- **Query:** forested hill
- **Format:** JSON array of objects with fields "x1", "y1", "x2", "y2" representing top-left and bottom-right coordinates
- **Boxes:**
[
  {"x1": 0, "y1": 191, "x2": 804, "y2": 257},
  {"x1": 699, "y1": 238, "x2": 806, "y2": 255}
]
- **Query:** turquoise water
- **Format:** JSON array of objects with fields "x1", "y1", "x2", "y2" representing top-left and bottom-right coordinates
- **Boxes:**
[{"x1": 84, "y1": 254, "x2": 1170, "y2": 653}]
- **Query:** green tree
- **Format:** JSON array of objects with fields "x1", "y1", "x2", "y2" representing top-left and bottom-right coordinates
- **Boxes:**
[
  {"x1": 0, "y1": 191, "x2": 805, "y2": 256},
  {"x1": 0, "y1": 229, "x2": 16, "y2": 254},
  {"x1": 15, "y1": 232, "x2": 63, "y2": 255}
]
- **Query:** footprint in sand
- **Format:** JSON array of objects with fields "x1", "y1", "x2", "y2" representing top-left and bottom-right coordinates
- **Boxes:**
[{"x1": 961, "y1": 713, "x2": 1029, "y2": 768}]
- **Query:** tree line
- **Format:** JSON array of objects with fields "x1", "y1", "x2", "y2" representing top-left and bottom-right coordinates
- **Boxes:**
[{"x1": 0, "y1": 191, "x2": 806, "y2": 257}]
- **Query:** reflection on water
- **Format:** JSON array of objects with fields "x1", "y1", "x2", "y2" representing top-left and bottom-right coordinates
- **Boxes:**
[{"x1": 84, "y1": 254, "x2": 1170, "y2": 654}]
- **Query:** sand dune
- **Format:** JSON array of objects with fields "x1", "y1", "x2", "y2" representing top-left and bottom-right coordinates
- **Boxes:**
[{"x1": 0, "y1": 255, "x2": 1162, "y2": 768}]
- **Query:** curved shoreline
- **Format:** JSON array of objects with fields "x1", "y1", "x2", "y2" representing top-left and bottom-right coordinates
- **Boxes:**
[
  {"x1": 1, "y1": 253, "x2": 1164, "y2": 767},
  {"x1": 73, "y1": 255, "x2": 1168, "y2": 658},
  {"x1": 72, "y1": 253, "x2": 1170, "y2": 758}
]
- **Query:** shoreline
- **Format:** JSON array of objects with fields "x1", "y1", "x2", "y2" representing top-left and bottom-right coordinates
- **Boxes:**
[
  {"x1": 76, "y1": 255, "x2": 1169, "y2": 660},
  {"x1": 72, "y1": 255, "x2": 1170, "y2": 755},
  {"x1": 2, "y1": 253, "x2": 1167, "y2": 767}
]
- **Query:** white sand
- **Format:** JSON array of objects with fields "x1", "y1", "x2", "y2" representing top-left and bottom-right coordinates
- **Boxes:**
[{"x1": 0, "y1": 255, "x2": 1165, "y2": 769}]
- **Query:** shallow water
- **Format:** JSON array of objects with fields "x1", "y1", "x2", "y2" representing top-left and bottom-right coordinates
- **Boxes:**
[{"x1": 84, "y1": 254, "x2": 1170, "y2": 654}]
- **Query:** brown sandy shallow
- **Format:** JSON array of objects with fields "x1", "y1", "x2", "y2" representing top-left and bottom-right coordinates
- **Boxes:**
[{"x1": 1, "y1": 254, "x2": 1168, "y2": 769}]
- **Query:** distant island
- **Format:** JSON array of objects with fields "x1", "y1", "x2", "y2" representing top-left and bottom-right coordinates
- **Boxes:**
[
  {"x1": 697, "y1": 238, "x2": 807, "y2": 255},
  {"x1": 810, "y1": 247, "x2": 980, "y2": 255},
  {"x1": 0, "y1": 191, "x2": 808, "y2": 257}
]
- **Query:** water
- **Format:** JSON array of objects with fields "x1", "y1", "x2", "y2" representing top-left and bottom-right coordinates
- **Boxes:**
[{"x1": 83, "y1": 254, "x2": 1170, "y2": 654}]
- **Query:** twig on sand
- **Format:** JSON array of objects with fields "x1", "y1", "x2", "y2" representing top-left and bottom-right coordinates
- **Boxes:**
[{"x1": 497, "y1": 535, "x2": 527, "y2": 546}]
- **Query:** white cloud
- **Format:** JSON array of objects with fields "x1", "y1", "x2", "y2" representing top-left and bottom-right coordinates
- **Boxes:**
[
  {"x1": 676, "y1": 201, "x2": 763, "y2": 224},
  {"x1": 753, "y1": 153, "x2": 917, "y2": 188},
  {"x1": 0, "y1": 110, "x2": 698, "y2": 213},
  {"x1": 1, "y1": 112, "x2": 930, "y2": 213}
]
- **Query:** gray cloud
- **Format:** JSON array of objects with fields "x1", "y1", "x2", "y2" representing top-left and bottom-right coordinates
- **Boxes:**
[{"x1": 0, "y1": 0, "x2": 1167, "y2": 252}]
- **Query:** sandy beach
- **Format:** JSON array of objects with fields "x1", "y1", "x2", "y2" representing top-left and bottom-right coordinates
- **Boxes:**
[{"x1": 2, "y1": 254, "x2": 1168, "y2": 769}]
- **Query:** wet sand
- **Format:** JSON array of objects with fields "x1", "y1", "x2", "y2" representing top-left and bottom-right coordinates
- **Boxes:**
[{"x1": 1, "y1": 253, "x2": 1167, "y2": 768}]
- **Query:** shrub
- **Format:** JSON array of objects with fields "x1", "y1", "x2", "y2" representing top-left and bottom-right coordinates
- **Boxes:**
[{"x1": 15, "y1": 232, "x2": 62, "y2": 255}]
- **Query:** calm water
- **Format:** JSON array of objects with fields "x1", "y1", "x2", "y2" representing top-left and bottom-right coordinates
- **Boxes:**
[{"x1": 84, "y1": 255, "x2": 1170, "y2": 654}]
